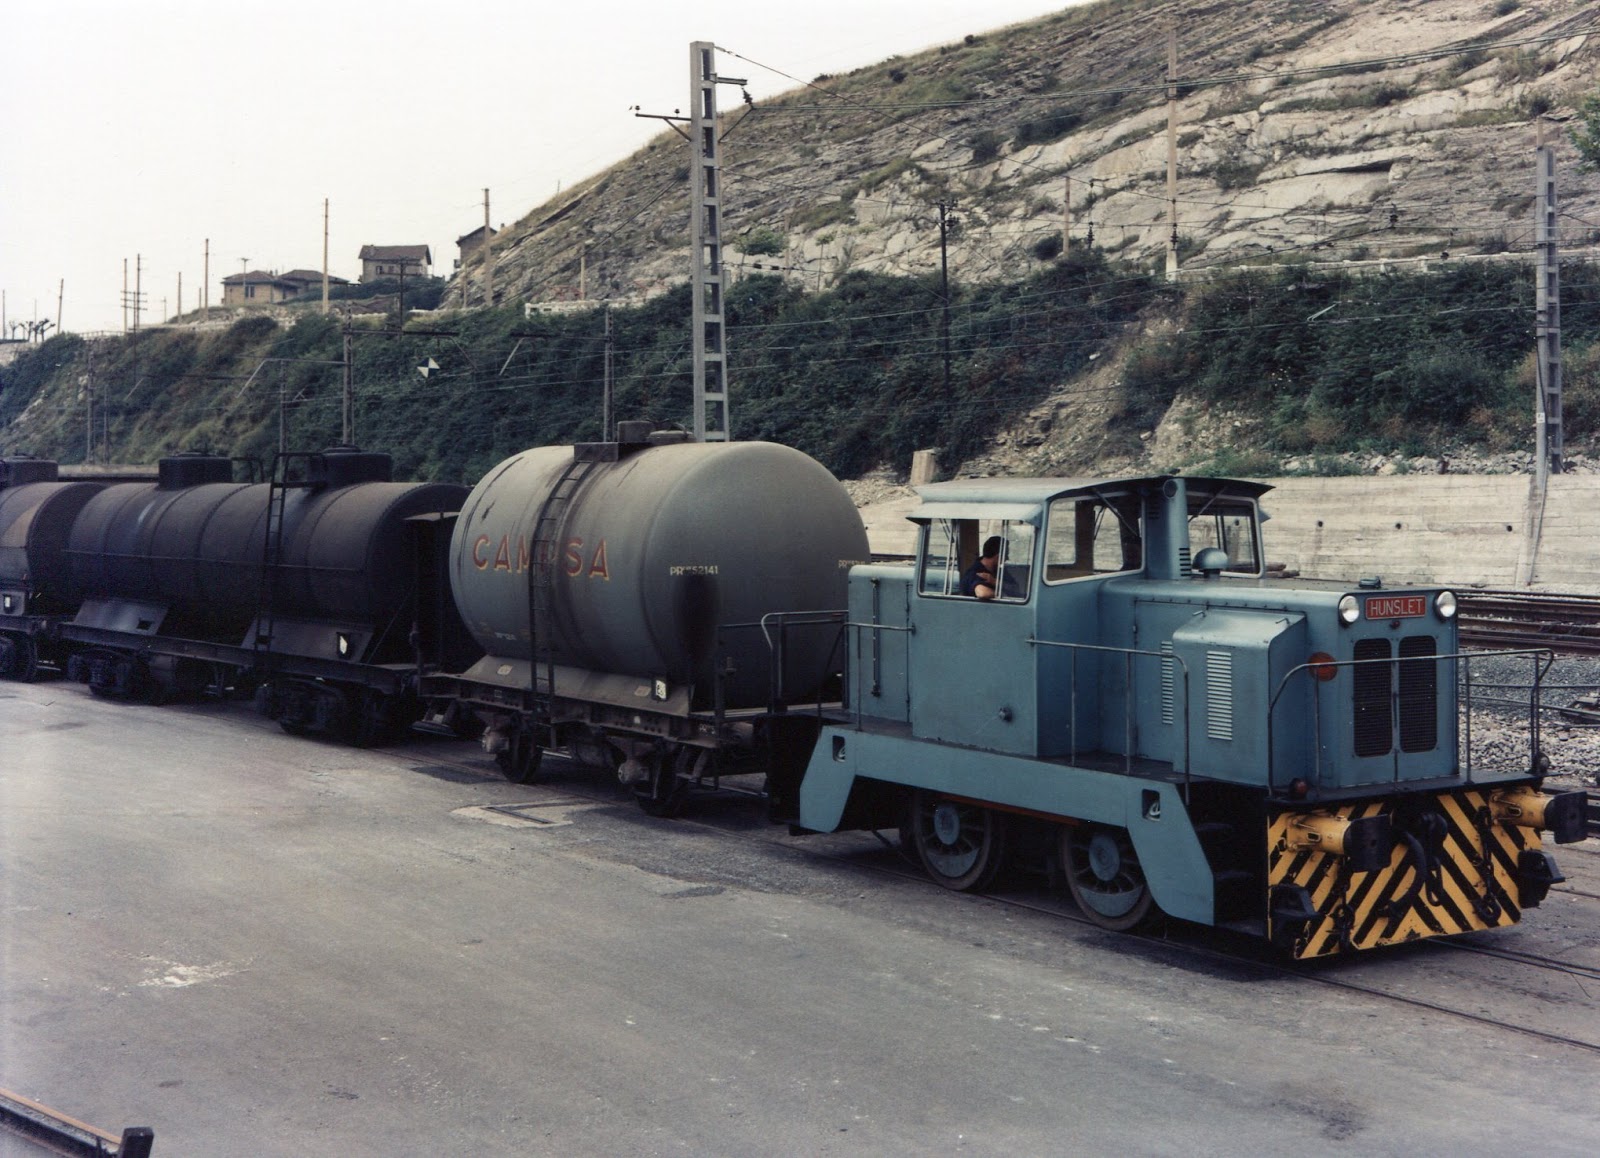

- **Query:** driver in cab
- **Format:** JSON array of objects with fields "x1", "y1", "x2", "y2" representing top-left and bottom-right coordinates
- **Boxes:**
[{"x1": 960, "y1": 536, "x2": 1003, "y2": 600}]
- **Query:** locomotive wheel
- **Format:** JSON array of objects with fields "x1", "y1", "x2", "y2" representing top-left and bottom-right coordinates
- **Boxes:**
[
  {"x1": 495, "y1": 729, "x2": 544, "y2": 785},
  {"x1": 635, "y1": 748, "x2": 692, "y2": 818},
  {"x1": 1060, "y1": 824, "x2": 1154, "y2": 932},
  {"x1": 906, "y1": 790, "x2": 1007, "y2": 892}
]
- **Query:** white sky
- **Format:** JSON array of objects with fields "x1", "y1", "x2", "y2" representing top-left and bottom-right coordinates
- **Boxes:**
[{"x1": 2, "y1": 0, "x2": 1080, "y2": 336}]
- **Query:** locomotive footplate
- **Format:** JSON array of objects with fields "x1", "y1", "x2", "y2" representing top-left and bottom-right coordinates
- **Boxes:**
[{"x1": 1267, "y1": 784, "x2": 1581, "y2": 958}]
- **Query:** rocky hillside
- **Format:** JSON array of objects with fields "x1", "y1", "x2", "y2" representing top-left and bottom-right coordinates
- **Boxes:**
[
  {"x1": 6, "y1": 0, "x2": 1600, "y2": 489},
  {"x1": 458, "y1": 0, "x2": 1599, "y2": 310}
]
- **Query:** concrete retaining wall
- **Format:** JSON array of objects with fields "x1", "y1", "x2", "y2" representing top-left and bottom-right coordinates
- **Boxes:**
[{"x1": 857, "y1": 476, "x2": 1600, "y2": 593}]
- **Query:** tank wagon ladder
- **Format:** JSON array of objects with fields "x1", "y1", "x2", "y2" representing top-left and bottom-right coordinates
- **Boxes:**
[
  {"x1": 253, "y1": 452, "x2": 316, "y2": 670},
  {"x1": 526, "y1": 455, "x2": 597, "y2": 750}
]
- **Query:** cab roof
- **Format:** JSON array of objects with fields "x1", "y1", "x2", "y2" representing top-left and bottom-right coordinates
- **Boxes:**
[{"x1": 909, "y1": 475, "x2": 1273, "y2": 521}]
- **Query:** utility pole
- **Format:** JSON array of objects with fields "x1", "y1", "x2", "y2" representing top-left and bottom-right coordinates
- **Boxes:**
[
  {"x1": 84, "y1": 347, "x2": 94, "y2": 463},
  {"x1": 204, "y1": 239, "x2": 210, "y2": 318},
  {"x1": 322, "y1": 198, "x2": 331, "y2": 315},
  {"x1": 603, "y1": 304, "x2": 614, "y2": 442},
  {"x1": 482, "y1": 188, "x2": 492, "y2": 308},
  {"x1": 689, "y1": 41, "x2": 743, "y2": 442},
  {"x1": 121, "y1": 256, "x2": 146, "y2": 333},
  {"x1": 938, "y1": 201, "x2": 955, "y2": 397},
  {"x1": 240, "y1": 258, "x2": 249, "y2": 308},
  {"x1": 57, "y1": 279, "x2": 64, "y2": 334},
  {"x1": 342, "y1": 323, "x2": 354, "y2": 444},
  {"x1": 1165, "y1": 23, "x2": 1180, "y2": 282},
  {"x1": 1063, "y1": 175, "x2": 1072, "y2": 252},
  {"x1": 1535, "y1": 132, "x2": 1563, "y2": 488},
  {"x1": 176, "y1": 273, "x2": 182, "y2": 321}
]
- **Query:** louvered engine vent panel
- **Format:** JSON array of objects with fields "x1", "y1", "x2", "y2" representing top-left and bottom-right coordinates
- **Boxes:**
[
  {"x1": 1205, "y1": 649, "x2": 1234, "y2": 740},
  {"x1": 1160, "y1": 642, "x2": 1175, "y2": 726}
]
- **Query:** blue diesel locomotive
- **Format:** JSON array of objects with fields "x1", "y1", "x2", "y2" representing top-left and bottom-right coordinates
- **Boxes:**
[{"x1": 792, "y1": 473, "x2": 1586, "y2": 958}]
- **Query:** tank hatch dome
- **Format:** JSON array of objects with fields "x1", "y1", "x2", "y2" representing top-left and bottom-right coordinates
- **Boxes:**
[
  {"x1": 157, "y1": 452, "x2": 234, "y2": 489},
  {"x1": 308, "y1": 446, "x2": 393, "y2": 488},
  {"x1": 0, "y1": 456, "x2": 59, "y2": 487}
]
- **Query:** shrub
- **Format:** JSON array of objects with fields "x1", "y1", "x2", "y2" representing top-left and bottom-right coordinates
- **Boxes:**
[
  {"x1": 971, "y1": 130, "x2": 1003, "y2": 164},
  {"x1": 1012, "y1": 106, "x2": 1081, "y2": 149},
  {"x1": 1362, "y1": 82, "x2": 1410, "y2": 108},
  {"x1": 1031, "y1": 233, "x2": 1064, "y2": 261},
  {"x1": 735, "y1": 227, "x2": 785, "y2": 256},
  {"x1": 1212, "y1": 155, "x2": 1265, "y2": 190},
  {"x1": 1572, "y1": 93, "x2": 1600, "y2": 171},
  {"x1": 1499, "y1": 49, "x2": 1547, "y2": 84},
  {"x1": 792, "y1": 200, "x2": 856, "y2": 232}
]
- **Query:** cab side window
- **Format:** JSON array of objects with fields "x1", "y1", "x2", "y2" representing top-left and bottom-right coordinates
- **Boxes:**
[
  {"x1": 920, "y1": 521, "x2": 961, "y2": 596},
  {"x1": 1187, "y1": 501, "x2": 1261, "y2": 573},
  {"x1": 1044, "y1": 495, "x2": 1142, "y2": 583},
  {"x1": 919, "y1": 518, "x2": 1035, "y2": 601}
]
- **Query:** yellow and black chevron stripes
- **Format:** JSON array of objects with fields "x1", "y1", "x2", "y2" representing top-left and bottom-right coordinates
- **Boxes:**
[{"x1": 1267, "y1": 788, "x2": 1545, "y2": 959}]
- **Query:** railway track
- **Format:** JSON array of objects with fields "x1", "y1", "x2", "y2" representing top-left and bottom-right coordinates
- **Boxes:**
[
  {"x1": 1452, "y1": 591, "x2": 1600, "y2": 837},
  {"x1": 1457, "y1": 589, "x2": 1600, "y2": 655},
  {"x1": 489, "y1": 756, "x2": 1600, "y2": 1057}
]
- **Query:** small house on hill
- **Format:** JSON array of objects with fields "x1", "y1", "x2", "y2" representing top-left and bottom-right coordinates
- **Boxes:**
[
  {"x1": 278, "y1": 269, "x2": 351, "y2": 298},
  {"x1": 359, "y1": 245, "x2": 432, "y2": 283},
  {"x1": 221, "y1": 269, "x2": 350, "y2": 306},
  {"x1": 455, "y1": 226, "x2": 497, "y2": 268},
  {"x1": 222, "y1": 270, "x2": 296, "y2": 306}
]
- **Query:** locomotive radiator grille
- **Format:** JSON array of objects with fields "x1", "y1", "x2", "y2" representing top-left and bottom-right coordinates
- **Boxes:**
[
  {"x1": 1396, "y1": 635, "x2": 1437, "y2": 752},
  {"x1": 1266, "y1": 788, "x2": 1541, "y2": 958},
  {"x1": 1351, "y1": 635, "x2": 1439, "y2": 758}
]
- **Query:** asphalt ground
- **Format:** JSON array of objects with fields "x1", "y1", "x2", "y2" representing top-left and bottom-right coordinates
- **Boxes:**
[{"x1": 3, "y1": 679, "x2": 1599, "y2": 1156}]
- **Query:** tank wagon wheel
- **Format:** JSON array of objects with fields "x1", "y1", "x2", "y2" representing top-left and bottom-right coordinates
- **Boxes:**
[
  {"x1": 1059, "y1": 824, "x2": 1154, "y2": 932},
  {"x1": 906, "y1": 790, "x2": 1008, "y2": 892},
  {"x1": 348, "y1": 691, "x2": 398, "y2": 749},
  {"x1": 634, "y1": 747, "x2": 693, "y2": 818},
  {"x1": 495, "y1": 729, "x2": 544, "y2": 785},
  {"x1": 0, "y1": 636, "x2": 40, "y2": 682}
]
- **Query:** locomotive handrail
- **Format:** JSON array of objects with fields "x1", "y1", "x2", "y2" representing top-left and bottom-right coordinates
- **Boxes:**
[
  {"x1": 1028, "y1": 638, "x2": 1193, "y2": 797},
  {"x1": 1265, "y1": 646, "x2": 1554, "y2": 793},
  {"x1": 700, "y1": 610, "x2": 851, "y2": 729}
]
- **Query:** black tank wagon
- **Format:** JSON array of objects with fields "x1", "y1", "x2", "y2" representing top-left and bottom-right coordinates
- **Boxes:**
[
  {"x1": 59, "y1": 446, "x2": 477, "y2": 744},
  {"x1": 0, "y1": 455, "x2": 106, "y2": 679}
]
